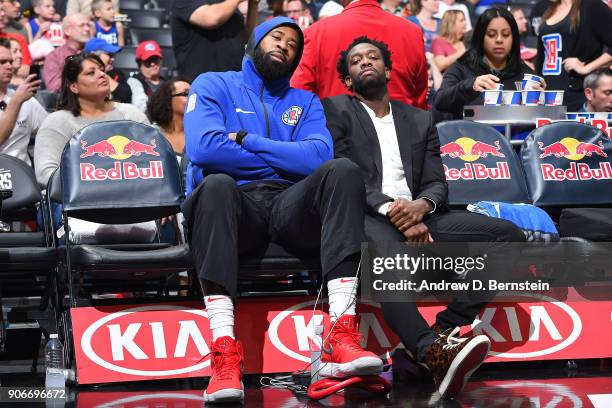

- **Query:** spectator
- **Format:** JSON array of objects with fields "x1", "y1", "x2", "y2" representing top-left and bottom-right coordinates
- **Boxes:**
[
  {"x1": 536, "y1": 0, "x2": 612, "y2": 111},
  {"x1": 26, "y1": 0, "x2": 62, "y2": 43},
  {"x1": 582, "y1": 67, "x2": 612, "y2": 112},
  {"x1": 467, "y1": 0, "x2": 496, "y2": 16},
  {"x1": 291, "y1": 0, "x2": 428, "y2": 108},
  {"x1": 323, "y1": 35, "x2": 525, "y2": 399},
  {"x1": 0, "y1": 8, "x2": 32, "y2": 73},
  {"x1": 511, "y1": 6, "x2": 537, "y2": 69},
  {"x1": 283, "y1": 0, "x2": 313, "y2": 29},
  {"x1": 66, "y1": 0, "x2": 118, "y2": 19},
  {"x1": 8, "y1": 38, "x2": 25, "y2": 87},
  {"x1": 42, "y1": 13, "x2": 91, "y2": 92},
  {"x1": 146, "y1": 76, "x2": 191, "y2": 159},
  {"x1": 407, "y1": 0, "x2": 441, "y2": 52},
  {"x1": 183, "y1": 17, "x2": 382, "y2": 403},
  {"x1": 171, "y1": 0, "x2": 259, "y2": 81},
  {"x1": 431, "y1": 9, "x2": 467, "y2": 72},
  {"x1": 2, "y1": 0, "x2": 28, "y2": 42},
  {"x1": 0, "y1": 38, "x2": 47, "y2": 166},
  {"x1": 435, "y1": 0, "x2": 472, "y2": 32},
  {"x1": 84, "y1": 37, "x2": 130, "y2": 103},
  {"x1": 381, "y1": 0, "x2": 404, "y2": 16},
  {"x1": 435, "y1": 8, "x2": 543, "y2": 119},
  {"x1": 91, "y1": 0, "x2": 124, "y2": 47},
  {"x1": 127, "y1": 41, "x2": 165, "y2": 113},
  {"x1": 34, "y1": 53, "x2": 148, "y2": 187}
]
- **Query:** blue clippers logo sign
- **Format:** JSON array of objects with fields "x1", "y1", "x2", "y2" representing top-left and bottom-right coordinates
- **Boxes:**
[
  {"x1": 542, "y1": 34, "x2": 562, "y2": 76},
  {"x1": 282, "y1": 106, "x2": 302, "y2": 126}
]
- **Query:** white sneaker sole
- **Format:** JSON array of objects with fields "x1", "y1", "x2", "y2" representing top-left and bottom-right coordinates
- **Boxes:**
[
  {"x1": 318, "y1": 356, "x2": 383, "y2": 378},
  {"x1": 438, "y1": 335, "x2": 491, "y2": 399},
  {"x1": 203, "y1": 383, "x2": 244, "y2": 404}
]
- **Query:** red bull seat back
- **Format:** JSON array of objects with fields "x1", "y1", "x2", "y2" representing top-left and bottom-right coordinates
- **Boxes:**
[
  {"x1": 436, "y1": 121, "x2": 530, "y2": 206},
  {"x1": 520, "y1": 122, "x2": 612, "y2": 206},
  {"x1": 60, "y1": 120, "x2": 183, "y2": 223}
]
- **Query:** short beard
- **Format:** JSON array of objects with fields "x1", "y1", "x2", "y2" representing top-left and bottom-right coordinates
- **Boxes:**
[
  {"x1": 253, "y1": 46, "x2": 292, "y2": 81},
  {"x1": 352, "y1": 71, "x2": 387, "y2": 99}
]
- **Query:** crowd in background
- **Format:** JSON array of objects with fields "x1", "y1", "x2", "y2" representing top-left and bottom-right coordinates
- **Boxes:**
[{"x1": 0, "y1": 0, "x2": 610, "y2": 177}]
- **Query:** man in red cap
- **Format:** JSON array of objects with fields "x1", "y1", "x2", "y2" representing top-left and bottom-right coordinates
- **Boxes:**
[{"x1": 127, "y1": 40, "x2": 165, "y2": 112}]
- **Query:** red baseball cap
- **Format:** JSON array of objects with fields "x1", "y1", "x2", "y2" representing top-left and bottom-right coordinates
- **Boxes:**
[{"x1": 136, "y1": 40, "x2": 163, "y2": 61}]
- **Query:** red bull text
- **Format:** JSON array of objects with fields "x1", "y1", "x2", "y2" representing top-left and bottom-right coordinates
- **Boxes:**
[
  {"x1": 80, "y1": 161, "x2": 164, "y2": 181},
  {"x1": 444, "y1": 162, "x2": 511, "y2": 181}
]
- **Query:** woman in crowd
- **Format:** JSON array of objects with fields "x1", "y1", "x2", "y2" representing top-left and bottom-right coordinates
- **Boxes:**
[
  {"x1": 431, "y1": 9, "x2": 467, "y2": 72},
  {"x1": 9, "y1": 39, "x2": 26, "y2": 89},
  {"x1": 407, "y1": 0, "x2": 441, "y2": 52},
  {"x1": 146, "y1": 77, "x2": 191, "y2": 162},
  {"x1": 34, "y1": 53, "x2": 149, "y2": 187},
  {"x1": 434, "y1": 7, "x2": 543, "y2": 119},
  {"x1": 536, "y1": 0, "x2": 612, "y2": 111}
]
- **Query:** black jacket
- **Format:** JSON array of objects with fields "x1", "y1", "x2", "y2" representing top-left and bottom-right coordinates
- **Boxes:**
[
  {"x1": 434, "y1": 57, "x2": 535, "y2": 120},
  {"x1": 322, "y1": 95, "x2": 447, "y2": 215}
]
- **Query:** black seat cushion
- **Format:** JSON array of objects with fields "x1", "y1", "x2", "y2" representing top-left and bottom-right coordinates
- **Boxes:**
[
  {"x1": 0, "y1": 231, "x2": 47, "y2": 247},
  {"x1": 0, "y1": 247, "x2": 57, "y2": 270},
  {"x1": 66, "y1": 244, "x2": 192, "y2": 268},
  {"x1": 559, "y1": 208, "x2": 612, "y2": 241}
]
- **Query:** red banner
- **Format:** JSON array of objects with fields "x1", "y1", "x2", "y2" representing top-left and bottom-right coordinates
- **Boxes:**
[{"x1": 71, "y1": 289, "x2": 612, "y2": 384}]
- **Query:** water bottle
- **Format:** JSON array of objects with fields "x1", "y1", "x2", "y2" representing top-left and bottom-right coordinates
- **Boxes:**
[{"x1": 45, "y1": 334, "x2": 65, "y2": 389}]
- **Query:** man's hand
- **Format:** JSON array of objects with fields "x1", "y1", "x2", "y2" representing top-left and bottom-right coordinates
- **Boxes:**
[
  {"x1": 388, "y1": 198, "x2": 432, "y2": 231},
  {"x1": 227, "y1": 132, "x2": 237, "y2": 142},
  {"x1": 12, "y1": 74, "x2": 41, "y2": 105},
  {"x1": 402, "y1": 222, "x2": 434, "y2": 243}
]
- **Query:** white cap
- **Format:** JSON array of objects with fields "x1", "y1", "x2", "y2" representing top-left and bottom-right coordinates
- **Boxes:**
[{"x1": 50, "y1": 334, "x2": 58, "y2": 338}]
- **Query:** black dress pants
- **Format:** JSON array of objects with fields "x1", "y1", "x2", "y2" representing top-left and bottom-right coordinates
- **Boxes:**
[
  {"x1": 182, "y1": 158, "x2": 366, "y2": 297},
  {"x1": 366, "y1": 210, "x2": 526, "y2": 361}
]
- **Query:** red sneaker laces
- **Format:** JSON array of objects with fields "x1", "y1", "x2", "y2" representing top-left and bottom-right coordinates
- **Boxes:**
[
  {"x1": 330, "y1": 320, "x2": 364, "y2": 352},
  {"x1": 211, "y1": 345, "x2": 242, "y2": 380}
]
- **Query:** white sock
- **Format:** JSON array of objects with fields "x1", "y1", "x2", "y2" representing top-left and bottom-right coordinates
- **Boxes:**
[
  {"x1": 327, "y1": 277, "x2": 357, "y2": 321},
  {"x1": 204, "y1": 295, "x2": 235, "y2": 341}
]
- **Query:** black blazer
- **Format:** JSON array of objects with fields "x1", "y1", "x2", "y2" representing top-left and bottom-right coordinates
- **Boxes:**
[{"x1": 322, "y1": 95, "x2": 447, "y2": 215}]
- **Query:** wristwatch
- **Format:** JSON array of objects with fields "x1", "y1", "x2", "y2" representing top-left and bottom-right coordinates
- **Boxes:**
[{"x1": 235, "y1": 130, "x2": 248, "y2": 145}]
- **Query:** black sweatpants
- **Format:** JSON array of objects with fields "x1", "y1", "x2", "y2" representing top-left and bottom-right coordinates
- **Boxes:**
[
  {"x1": 367, "y1": 210, "x2": 526, "y2": 361},
  {"x1": 182, "y1": 158, "x2": 366, "y2": 297}
]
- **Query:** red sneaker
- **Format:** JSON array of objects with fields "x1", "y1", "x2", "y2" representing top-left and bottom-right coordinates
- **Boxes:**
[
  {"x1": 319, "y1": 314, "x2": 383, "y2": 377},
  {"x1": 204, "y1": 336, "x2": 244, "y2": 403}
]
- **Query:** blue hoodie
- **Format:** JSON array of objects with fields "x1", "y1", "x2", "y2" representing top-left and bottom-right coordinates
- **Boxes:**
[{"x1": 184, "y1": 17, "x2": 333, "y2": 195}]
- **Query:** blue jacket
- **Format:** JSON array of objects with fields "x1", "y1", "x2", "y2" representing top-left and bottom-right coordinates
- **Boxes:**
[{"x1": 184, "y1": 17, "x2": 333, "y2": 195}]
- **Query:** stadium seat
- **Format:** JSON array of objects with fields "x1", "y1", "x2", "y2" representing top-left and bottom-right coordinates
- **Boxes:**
[
  {"x1": 520, "y1": 121, "x2": 612, "y2": 240},
  {"x1": 436, "y1": 120, "x2": 531, "y2": 206},
  {"x1": 119, "y1": 0, "x2": 144, "y2": 10},
  {"x1": 130, "y1": 27, "x2": 173, "y2": 47},
  {"x1": 124, "y1": 9, "x2": 167, "y2": 29},
  {"x1": 148, "y1": 0, "x2": 170, "y2": 9},
  {"x1": 35, "y1": 90, "x2": 58, "y2": 113},
  {"x1": 0, "y1": 154, "x2": 57, "y2": 349},
  {"x1": 114, "y1": 45, "x2": 138, "y2": 74},
  {"x1": 161, "y1": 46, "x2": 176, "y2": 72}
]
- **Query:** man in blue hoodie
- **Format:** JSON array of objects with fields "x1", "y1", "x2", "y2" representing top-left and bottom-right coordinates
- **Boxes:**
[{"x1": 183, "y1": 17, "x2": 383, "y2": 403}]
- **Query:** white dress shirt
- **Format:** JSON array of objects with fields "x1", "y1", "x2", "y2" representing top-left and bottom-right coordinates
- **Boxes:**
[{"x1": 360, "y1": 102, "x2": 412, "y2": 215}]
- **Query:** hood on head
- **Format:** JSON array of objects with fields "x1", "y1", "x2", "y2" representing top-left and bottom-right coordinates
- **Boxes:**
[{"x1": 245, "y1": 16, "x2": 304, "y2": 76}]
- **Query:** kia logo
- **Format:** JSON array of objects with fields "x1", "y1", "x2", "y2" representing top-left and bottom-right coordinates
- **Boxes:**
[
  {"x1": 471, "y1": 293, "x2": 582, "y2": 359},
  {"x1": 85, "y1": 392, "x2": 204, "y2": 408},
  {"x1": 268, "y1": 299, "x2": 399, "y2": 363},
  {"x1": 80, "y1": 305, "x2": 211, "y2": 376},
  {"x1": 465, "y1": 381, "x2": 582, "y2": 408}
]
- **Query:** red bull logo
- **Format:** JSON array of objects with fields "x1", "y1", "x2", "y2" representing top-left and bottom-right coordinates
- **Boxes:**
[
  {"x1": 440, "y1": 137, "x2": 510, "y2": 181},
  {"x1": 538, "y1": 137, "x2": 612, "y2": 181},
  {"x1": 80, "y1": 136, "x2": 164, "y2": 181}
]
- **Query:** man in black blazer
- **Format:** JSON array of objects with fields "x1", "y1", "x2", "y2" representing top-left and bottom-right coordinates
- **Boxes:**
[{"x1": 322, "y1": 36, "x2": 526, "y2": 399}]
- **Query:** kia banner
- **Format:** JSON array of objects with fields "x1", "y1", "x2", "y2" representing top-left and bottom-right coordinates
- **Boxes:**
[{"x1": 70, "y1": 290, "x2": 612, "y2": 385}]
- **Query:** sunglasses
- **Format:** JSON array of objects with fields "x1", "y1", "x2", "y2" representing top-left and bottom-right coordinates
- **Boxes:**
[
  {"x1": 172, "y1": 91, "x2": 189, "y2": 97},
  {"x1": 142, "y1": 58, "x2": 162, "y2": 68}
]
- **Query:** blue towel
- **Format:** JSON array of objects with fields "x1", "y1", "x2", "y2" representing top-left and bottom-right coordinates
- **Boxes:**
[{"x1": 467, "y1": 201, "x2": 559, "y2": 242}]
